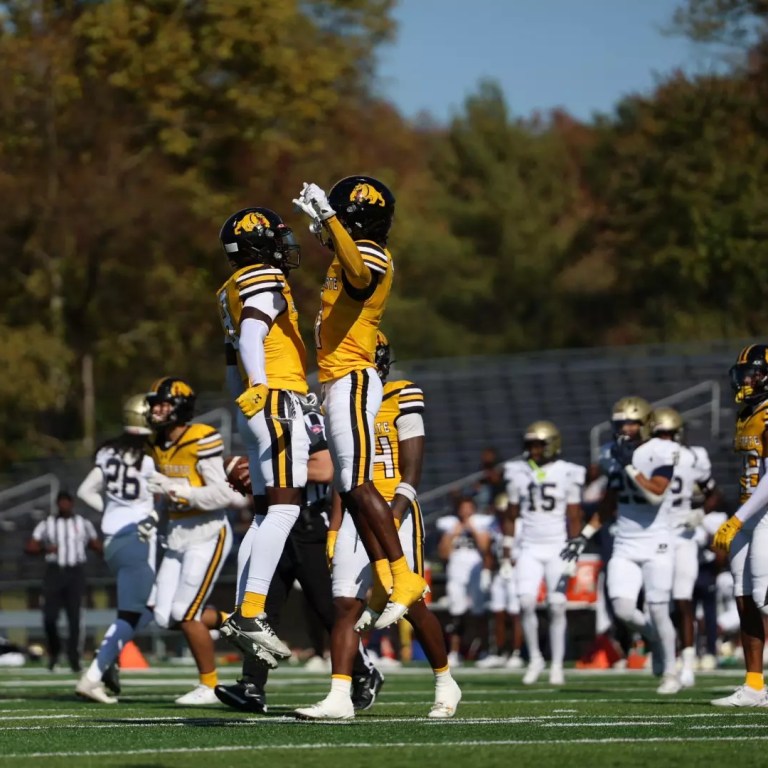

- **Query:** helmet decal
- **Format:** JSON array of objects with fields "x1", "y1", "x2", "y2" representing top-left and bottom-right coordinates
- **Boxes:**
[
  {"x1": 234, "y1": 211, "x2": 271, "y2": 236},
  {"x1": 350, "y1": 183, "x2": 386, "y2": 207}
]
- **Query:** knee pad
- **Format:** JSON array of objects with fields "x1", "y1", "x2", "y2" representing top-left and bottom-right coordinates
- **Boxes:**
[{"x1": 519, "y1": 594, "x2": 537, "y2": 613}]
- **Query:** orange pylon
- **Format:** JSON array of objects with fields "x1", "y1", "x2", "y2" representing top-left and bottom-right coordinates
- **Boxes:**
[{"x1": 119, "y1": 640, "x2": 149, "y2": 669}]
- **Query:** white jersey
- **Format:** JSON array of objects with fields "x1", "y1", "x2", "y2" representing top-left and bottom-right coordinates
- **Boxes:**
[
  {"x1": 436, "y1": 513, "x2": 494, "y2": 581},
  {"x1": 95, "y1": 447, "x2": 156, "y2": 536},
  {"x1": 504, "y1": 459, "x2": 585, "y2": 547},
  {"x1": 661, "y1": 444, "x2": 713, "y2": 535},
  {"x1": 610, "y1": 437, "x2": 679, "y2": 549}
]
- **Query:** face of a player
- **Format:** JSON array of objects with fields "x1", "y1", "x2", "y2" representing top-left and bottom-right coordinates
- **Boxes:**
[
  {"x1": 526, "y1": 441, "x2": 546, "y2": 464},
  {"x1": 620, "y1": 421, "x2": 642, "y2": 440},
  {"x1": 457, "y1": 499, "x2": 476, "y2": 521},
  {"x1": 150, "y1": 402, "x2": 173, "y2": 424}
]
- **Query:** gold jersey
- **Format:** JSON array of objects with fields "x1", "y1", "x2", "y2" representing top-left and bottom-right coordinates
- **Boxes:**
[
  {"x1": 315, "y1": 240, "x2": 393, "y2": 383},
  {"x1": 734, "y1": 401, "x2": 768, "y2": 503},
  {"x1": 216, "y1": 263, "x2": 307, "y2": 394},
  {"x1": 372, "y1": 379, "x2": 425, "y2": 502},
  {"x1": 148, "y1": 423, "x2": 224, "y2": 520}
]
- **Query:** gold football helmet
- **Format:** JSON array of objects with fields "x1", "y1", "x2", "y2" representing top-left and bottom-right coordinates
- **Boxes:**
[
  {"x1": 611, "y1": 396, "x2": 652, "y2": 440},
  {"x1": 122, "y1": 394, "x2": 152, "y2": 435},
  {"x1": 649, "y1": 407, "x2": 684, "y2": 441},
  {"x1": 523, "y1": 420, "x2": 561, "y2": 461}
]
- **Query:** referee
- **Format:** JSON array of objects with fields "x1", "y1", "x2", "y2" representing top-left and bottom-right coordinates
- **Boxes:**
[{"x1": 25, "y1": 490, "x2": 102, "y2": 672}]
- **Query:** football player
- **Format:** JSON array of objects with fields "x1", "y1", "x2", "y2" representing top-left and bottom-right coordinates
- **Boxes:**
[
  {"x1": 74, "y1": 394, "x2": 159, "y2": 704},
  {"x1": 295, "y1": 332, "x2": 461, "y2": 719},
  {"x1": 215, "y1": 208, "x2": 311, "y2": 665},
  {"x1": 650, "y1": 407, "x2": 722, "y2": 688},
  {"x1": 293, "y1": 177, "x2": 429, "y2": 632},
  {"x1": 214, "y1": 398, "x2": 382, "y2": 714},
  {"x1": 601, "y1": 396, "x2": 681, "y2": 695},
  {"x1": 504, "y1": 421, "x2": 586, "y2": 685},
  {"x1": 145, "y1": 377, "x2": 246, "y2": 705},
  {"x1": 711, "y1": 345, "x2": 768, "y2": 706}
]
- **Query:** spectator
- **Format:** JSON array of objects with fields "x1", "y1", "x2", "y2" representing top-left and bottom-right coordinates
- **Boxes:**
[
  {"x1": 24, "y1": 490, "x2": 102, "y2": 672},
  {"x1": 473, "y1": 448, "x2": 505, "y2": 513}
]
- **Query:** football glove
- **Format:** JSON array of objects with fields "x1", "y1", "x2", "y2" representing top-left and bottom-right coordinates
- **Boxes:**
[
  {"x1": 498, "y1": 558, "x2": 514, "y2": 580},
  {"x1": 610, "y1": 436, "x2": 636, "y2": 468},
  {"x1": 683, "y1": 508, "x2": 705, "y2": 531},
  {"x1": 293, "y1": 182, "x2": 336, "y2": 222},
  {"x1": 560, "y1": 535, "x2": 588, "y2": 562},
  {"x1": 236, "y1": 383, "x2": 269, "y2": 419},
  {"x1": 137, "y1": 511, "x2": 159, "y2": 543},
  {"x1": 147, "y1": 472, "x2": 178, "y2": 495},
  {"x1": 713, "y1": 516, "x2": 743, "y2": 552},
  {"x1": 326, "y1": 529, "x2": 338, "y2": 571}
]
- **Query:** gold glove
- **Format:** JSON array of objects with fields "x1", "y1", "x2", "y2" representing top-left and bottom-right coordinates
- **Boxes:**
[
  {"x1": 713, "y1": 516, "x2": 743, "y2": 552},
  {"x1": 236, "y1": 384, "x2": 269, "y2": 419},
  {"x1": 325, "y1": 529, "x2": 338, "y2": 571}
]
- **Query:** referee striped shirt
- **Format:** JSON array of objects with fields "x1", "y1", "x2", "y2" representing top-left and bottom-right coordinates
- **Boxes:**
[
  {"x1": 32, "y1": 515, "x2": 98, "y2": 567},
  {"x1": 304, "y1": 411, "x2": 329, "y2": 506}
]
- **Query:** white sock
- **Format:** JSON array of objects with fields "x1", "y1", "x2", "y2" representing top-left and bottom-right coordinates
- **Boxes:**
[
  {"x1": 435, "y1": 667, "x2": 455, "y2": 691},
  {"x1": 245, "y1": 505, "x2": 300, "y2": 595},
  {"x1": 649, "y1": 602, "x2": 677, "y2": 676},
  {"x1": 549, "y1": 602, "x2": 567, "y2": 667},
  {"x1": 86, "y1": 619, "x2": 135, "y2": 682},
  {"x1": 681, "y1": 646, "x2": 696, "y2": 670},
  {"x1": 329, "y1": 676, "x2": 352, "y2": 700},
  {"x1": 520, "y1": 598, "x2": 542, "y2": 660}
]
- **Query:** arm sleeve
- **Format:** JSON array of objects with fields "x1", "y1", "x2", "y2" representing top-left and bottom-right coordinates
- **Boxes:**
[
  {"x1": 239, "y1": 291, "x2": 286, "y2": 387},
  {"x1": 77, "y1": 467, "x2": 105, "y2": 513},
  {"x1": 31, "y1": 521, "x2": 45, "y2": 542},
  {"x1": 735, "y1": 470, "x2": 768, "y2": 525},
  {"x1": 396, "y1": 412, "x2": 425, "y2": 440},
  {"x1": 327, "y1": 217, "x2": 371, "y2": 288},
  {"x1": 185, "y1": 455, "x2": 251, "y2": 510}
]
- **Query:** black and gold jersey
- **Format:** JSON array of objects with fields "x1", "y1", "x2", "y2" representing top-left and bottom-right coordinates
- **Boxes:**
[
  {"x1": 372, "y1": 379, "x2": 424, "y2": 502},
  {"x1": 315, "y1": 240, "x2": 393, "y2": 383},
  {"x1": 734, "y1": 400, "x2": 768, "y2": 504},
  {"x1": 217, "y1": 263, "x2": 307, "y2": 394}
]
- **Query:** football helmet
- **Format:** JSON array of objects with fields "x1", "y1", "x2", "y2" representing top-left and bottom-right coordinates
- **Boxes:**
[
  {"x1": 327, "y1": 176, "x2": 395, "y2": 245},
  {"x1": 146, "y1": 377, "x2": 196, "y2": 429},
  {"x1": 611, "y1": 396, "x2": 652, "y2": 441},
  {"x1": 730, "y1": 344, "x2": 768, "y2": 405},
  {"x1": 649, "y1": 407, "x2": 684, "y2": 441},
  {"x1": 219, "y1": 207, "x2": 300, "y2": 271},
  {"x1": 523, "y1": 420, "x2": 561, "y2": 462},
  {"x1": 122, "y1": 394, "x2": 152, "y2": 435},
  {"x1": 375, "y1": 331, "x2": 392, "y2": 382}
]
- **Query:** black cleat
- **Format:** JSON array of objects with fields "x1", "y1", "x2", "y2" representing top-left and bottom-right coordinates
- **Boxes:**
[
  {"x1": 102, "y1": 663, "x2": 121, "y2": 696},
  {"x1": 219, "y1": 611, "x2": 289, "y2": 662},
  {"x1": 351, "y1": 667, "x2": 384, "y2": 711},
  {"x1": 214, "y1": 680, "x2": 268, "y2": 714}
]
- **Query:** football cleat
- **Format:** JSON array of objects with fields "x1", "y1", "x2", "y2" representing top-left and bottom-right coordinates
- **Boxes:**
[
  {"x1": 549, "y1": 665, "x2": 565, "y2": 686},
  {"x1": 373, "y1": 573, "x2": 430, "y2": 630},
  {"x1": 175, "y1": 684, "x2": 221, "y2": 706},
  {"x1": 428, "y1": 678, "x2": 462, "y2": 719},
  {"x1": 101, "y1": 663, "x2": 121, "y2": 696},
  {"x1": 656, "y1": 674, "x2": 682, "y2": 695},
  {"x1": 679, "y1": 667, "x2": 695, "y2": 689},
  {"x1": 476, "y1": 654, "x2": 506, "y2": 669},
  {"x1": 505, "y1": 652, "x2": 524, "y2": 670},
  {"x1": 214, "y1": 680, "x2": 268, "y2": 714},
  {"x1": 711, "y1": 685, "x2": 768, "y2": 707},
  {"x1": 354, "y1": 607, "x2": 381, "y2": 633},
  {"x1": 522, "y1": 656, "x2": 546, "y2": 685},
  {"x1": 220, "y1": 611, "x2": 289, "y2": 661},
  {"x1": 351, "y1": 668, "x2": 384, "y2": 711},
  {"x1": 75, "y1": 675, "x2": 118, "y2": 704},
  {"x1": 294, "y1": 694, "x2": 355, "y2": 720}
]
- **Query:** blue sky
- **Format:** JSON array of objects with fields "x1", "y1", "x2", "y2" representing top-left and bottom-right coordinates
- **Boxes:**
[{"x1": 376, "y1": 0, "x2": 725, "y2": 123}]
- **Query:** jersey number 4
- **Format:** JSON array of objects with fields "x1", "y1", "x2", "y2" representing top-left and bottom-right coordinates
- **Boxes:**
[{"x1": 373, "y1": 435, "x2": 396, "y2": 478}]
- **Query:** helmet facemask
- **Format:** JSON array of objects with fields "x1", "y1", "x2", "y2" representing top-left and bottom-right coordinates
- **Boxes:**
[{"x1": 730, "y1": 362, "x2": 768, "y2": 405}]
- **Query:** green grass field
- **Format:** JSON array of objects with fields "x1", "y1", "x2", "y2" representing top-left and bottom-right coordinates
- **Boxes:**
[{"x1": 0, "y1": 664, "x2": 765, "y2": 767}]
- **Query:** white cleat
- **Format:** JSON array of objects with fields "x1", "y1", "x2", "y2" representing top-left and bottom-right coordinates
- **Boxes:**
[
  {"x1": 711, "y1": 685, "x2": 768, "y2": 707},
  {"x1": 656, "y1": 674, "x2": 682, "y2": 695},
  {"x1": 76, "y1": 675, "x2": 118, "y2": 704},
  {"x1": 549, "y1": 666, "x2": 565, "y2": 686},
  {"x1": 522, "y1": 657, "x2": 546, "y2": 685},
  {"x1": 373, "y1": 600, "x2": 409, "y2": 630},
  {"x1": 428, "y1": 678, "x2": 462, "y2": 718},
  {"x1": 175, "y1": 684, "x2": 222, "y2": 706},
  {"x1": 679, "y1": 667, "x2": 695, "y2": 689},
  {"x1": 294, "y1": 695, "x2": 355, "y2": 720},
  {"x1": 505, "y1": 653, "x2": 524, "y2": 670},
  {"x1": 476, "y1": 654, "x2": 506, "y2": 669},
  {"x1": 354, "y1": 607, "x2": 380, "y2": 633}
]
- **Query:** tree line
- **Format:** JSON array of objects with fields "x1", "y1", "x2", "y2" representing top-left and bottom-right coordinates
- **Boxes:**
[{"x1": 0, "y1": 0, "x2": 766, "y2": 462}]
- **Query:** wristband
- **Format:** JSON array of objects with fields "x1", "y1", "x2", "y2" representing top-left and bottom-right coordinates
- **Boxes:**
[
  {"x1": 581, "y1": 523, "x2": 597, "y2": 540},
  {"x1": 502, "y1": 536, "x2": 515, "y2": 549},
  {"x1": 395, "y1": 482, "x2": 417, "y2": 502}
]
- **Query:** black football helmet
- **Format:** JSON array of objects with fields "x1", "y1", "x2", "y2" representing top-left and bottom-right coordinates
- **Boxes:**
[
  {"x1": 375, "y1": 331, "x2": 392, "y2": 382},
  {"x1": 730, "y1": 344, "x2": 768, "y2": 405},
  {"x1": 327, "y1": 176, "x2": 395, "y2": 245},
  {"x1": 219, "y1": 207, "x2": 300, "y2": 271},
  {"x1": 146, "y1": 377, "x2": 196, "y2": 429}
]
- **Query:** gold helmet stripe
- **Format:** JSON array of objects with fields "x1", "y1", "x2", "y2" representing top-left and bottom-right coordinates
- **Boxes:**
[{"x1": 738, "y1": 345, "x2": 756, "y2": 364}]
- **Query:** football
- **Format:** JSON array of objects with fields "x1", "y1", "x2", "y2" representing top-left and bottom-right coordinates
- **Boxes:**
[{"x1": 224, "y1": 455, "x2": 251, "y2": 496}]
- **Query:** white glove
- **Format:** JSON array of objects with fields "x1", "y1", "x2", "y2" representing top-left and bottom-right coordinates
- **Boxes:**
[
  {"x1": 684, "y1": 508, "x2": 705, "y2": 531},
  {"x1": 293, "y1": 182, "x2": 336, "y2": 222},
  {"x1": 498, "y1": 559, "x2": 514, "y2": 580},
  {"x1": 147, "y1": 473, "x2": 178, "y2": 495},
  {"x1": 137, "y1": 511, "x2": 159, "y2": 542},
  {"x1": 480, "y1": 568, "x2": 492, "y2": 592}
]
